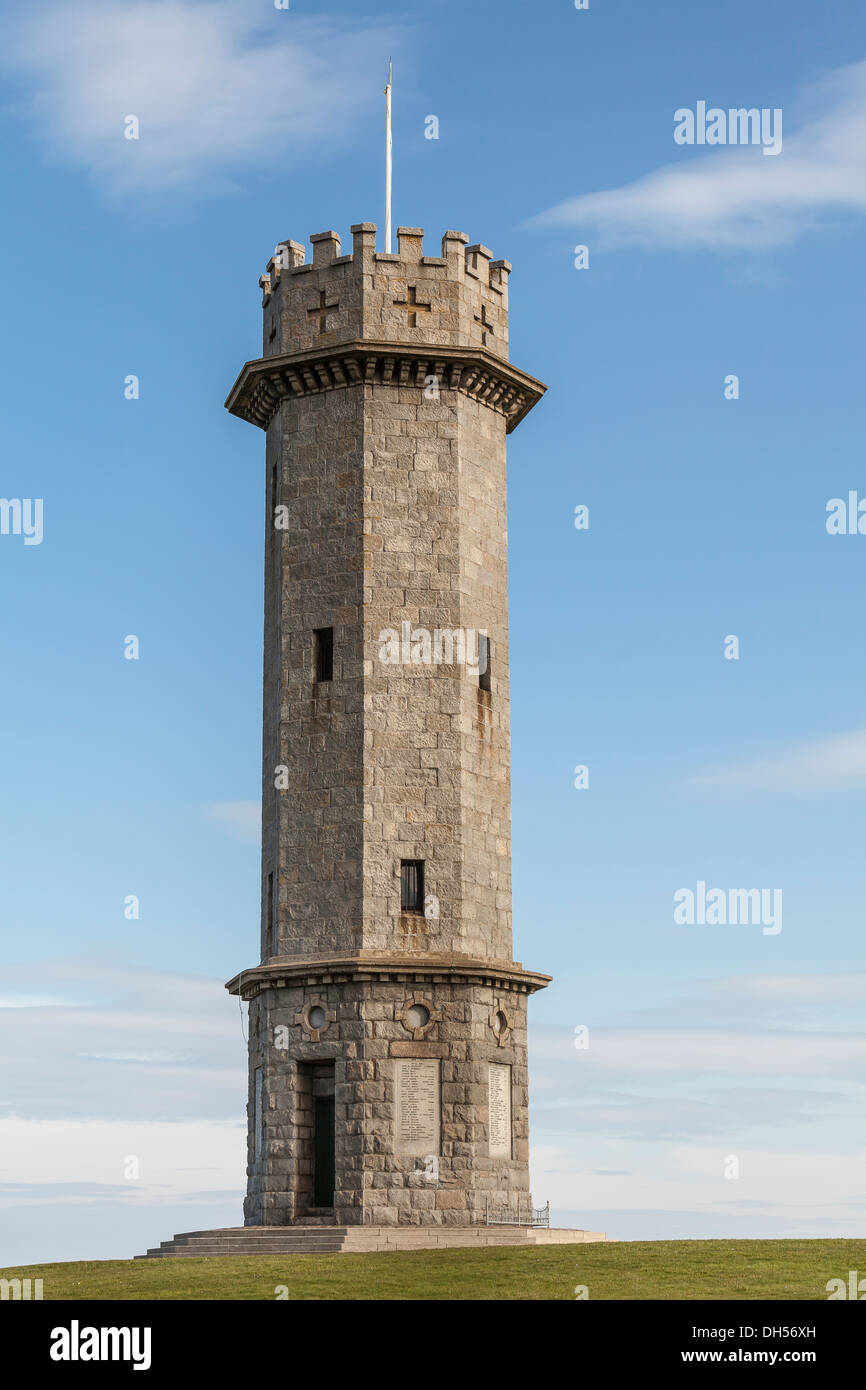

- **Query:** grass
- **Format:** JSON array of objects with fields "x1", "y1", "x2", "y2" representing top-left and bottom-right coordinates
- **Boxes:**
[{"x1": 2, "y1": 1239, "x2": 864, "y2": 1300}]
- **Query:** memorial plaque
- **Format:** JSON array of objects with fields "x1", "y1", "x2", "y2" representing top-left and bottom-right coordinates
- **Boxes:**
[
  {"x1": 395, "y1": 1059, "x2": 440, "y2": 1154},
  {"x1": 488, "y1": 1063, "x2": 512, "y2": 1158}
]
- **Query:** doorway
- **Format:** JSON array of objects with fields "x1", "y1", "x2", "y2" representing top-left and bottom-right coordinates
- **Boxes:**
[{"x1": 313, "y1": 1095, "x2": 335, "y2": 1207}]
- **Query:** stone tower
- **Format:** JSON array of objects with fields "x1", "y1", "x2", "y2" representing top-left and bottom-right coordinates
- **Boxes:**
[{"x1": 225, "y1": 222, "x2": 549, "y2": 1228}]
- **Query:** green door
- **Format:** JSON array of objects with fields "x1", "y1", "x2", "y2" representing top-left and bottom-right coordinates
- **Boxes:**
[{"x1": 313, "y1": 1096, "x2": 335, "y2": 1207}]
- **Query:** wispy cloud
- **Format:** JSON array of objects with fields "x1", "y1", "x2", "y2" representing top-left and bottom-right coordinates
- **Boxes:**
[
  {"x1": 0, "y1": 959, "x2": 246, "y2": 1262},
  {"x1": 0, "y1": 1117, "x2": 243, "y2": 1205},
  {"x1": 531, "y1": 61, "x2": 866, "y2": 252},
  {"x1": 684, "y1": 728, "x2": 866, "y2": 800},
  {"x1": 3, "y1": 0, "x2": 403, "y2": 196},
  {"x1": 205, "y1": 799, "x2": 260, "y2": 841},
  {"x1": 534, "y1": 1026, "x2": 866, "y2": 1079},
  {"x1": 0, "y1": 995, "x2": 93, "y2": 1009},
  {"x1": 529, "y1": 972, "x2": 866, "y2": 1236},
  {"x1": 535, "y1": 1141, "x2": 866, "y2": 1232},
  {"x1": 0, "y1": 958, "x2": 243, "y2": 1123},
  {"x1": 718, "y1": 973, "x2": 866, "y2": 1005}
]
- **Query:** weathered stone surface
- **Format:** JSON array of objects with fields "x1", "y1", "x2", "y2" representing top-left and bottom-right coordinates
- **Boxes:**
[{"x1": 226, "y1": 224, "x2": 550, "y2": 1228}]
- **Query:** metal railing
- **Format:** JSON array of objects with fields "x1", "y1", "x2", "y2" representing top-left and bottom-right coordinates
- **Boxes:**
[{"x1": 485, "y1": 1197, "x2": 550, "y2": 1228}]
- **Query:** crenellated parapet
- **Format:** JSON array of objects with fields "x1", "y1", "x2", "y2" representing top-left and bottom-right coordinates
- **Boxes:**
[
  {"x1": 257, "y1": 223, "x2": 513, "y2": 360},
  {"x1": 228, "y1": 221, "x2": 544, "y2": 435}
]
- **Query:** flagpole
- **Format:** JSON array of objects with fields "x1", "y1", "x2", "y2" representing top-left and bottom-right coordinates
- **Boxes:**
[{"x1": 384, "y1": 59, "x2": 393, "y2": 254}]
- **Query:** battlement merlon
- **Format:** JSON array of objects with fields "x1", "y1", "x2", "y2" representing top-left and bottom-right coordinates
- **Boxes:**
[{"x1": 258, "y1": 224, "x2": 514, "y2": 362}]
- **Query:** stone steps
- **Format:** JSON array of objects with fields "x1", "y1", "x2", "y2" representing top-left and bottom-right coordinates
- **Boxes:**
[
  {"x1": 137, "y1": 1227, "x2": 347, "y2": 1258},
  {"x1": 135, "y1": 1225, "x2": 606, "y2": 1259}
]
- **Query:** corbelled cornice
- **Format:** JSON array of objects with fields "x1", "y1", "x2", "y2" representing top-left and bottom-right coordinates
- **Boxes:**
[
  {"x1": 226, "y1": 951, "x2": 551, "y2": 1001},
  {"x1": 225, "y1": 340, "x2": 546, "y2": 434}
]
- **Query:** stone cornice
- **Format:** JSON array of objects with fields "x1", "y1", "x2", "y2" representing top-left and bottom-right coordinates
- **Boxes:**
[
  {"x1": 225, "y1": 951, "x2": 551, "y2": 1000},
  {"x1": 224, "y1": 341, "x2": 546, "y2": 434}
]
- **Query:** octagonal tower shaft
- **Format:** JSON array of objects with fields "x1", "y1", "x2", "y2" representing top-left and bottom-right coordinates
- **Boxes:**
[{"x1": 225, "y1": 223, "x2": 550, "y2": 1229}]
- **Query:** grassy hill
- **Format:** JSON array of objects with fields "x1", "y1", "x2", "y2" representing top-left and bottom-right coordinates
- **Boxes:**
[{"x1": 2, "y1": 1239, "x2": 863, "y2": 1300}]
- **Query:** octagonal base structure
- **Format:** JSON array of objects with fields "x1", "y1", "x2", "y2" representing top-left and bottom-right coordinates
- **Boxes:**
[{"x1": 228, "y1": 958, "x2": 549, "y2": 1229}]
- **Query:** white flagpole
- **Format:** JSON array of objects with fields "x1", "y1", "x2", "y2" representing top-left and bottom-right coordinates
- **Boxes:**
[{"x1": 384, "y1": 59, "x2": 393, "y2": 254}]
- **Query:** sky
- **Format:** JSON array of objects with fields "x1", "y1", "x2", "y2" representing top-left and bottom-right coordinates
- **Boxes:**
[{"x1": 1, "y1": 0, "x2": 866, "y2": 1265}]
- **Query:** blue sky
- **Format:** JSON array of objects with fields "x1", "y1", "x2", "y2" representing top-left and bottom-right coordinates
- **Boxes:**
[{"x1": 2, "y1": 0, "x2": 866, "y2": 1264}]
